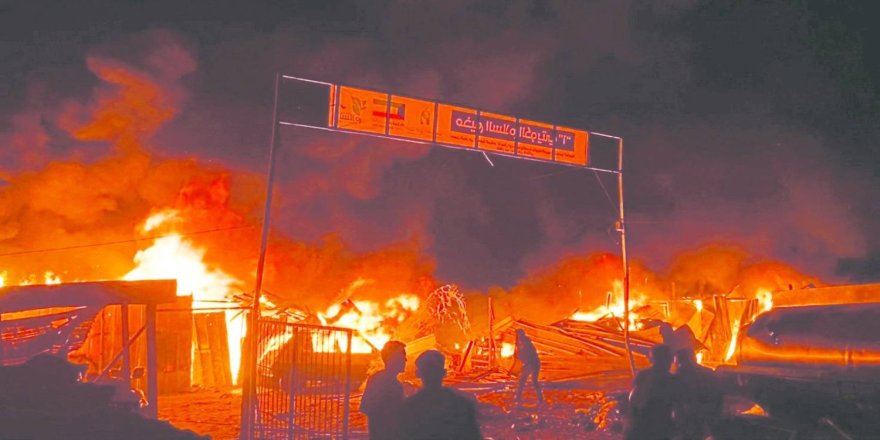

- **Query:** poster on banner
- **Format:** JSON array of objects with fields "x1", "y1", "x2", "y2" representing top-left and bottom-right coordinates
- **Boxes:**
[
  {"x1": 553, "y1": 126, "x2": 589, "y2": 166},
  {"x1": 388, "y1": 95, "x2": 435, "y2": 141},
  {"x1": 477, "y1": 112, "x2": 517, "y2": 155},
  {"x1": 436, "y1": 104, "x2": 478, "y2": 148},
  {"x1": 336, "y1": 86, "x2": 388, "y2": 134},
  {"x1": 517, "y1": 119, "x2": 554, "y2": 161}
]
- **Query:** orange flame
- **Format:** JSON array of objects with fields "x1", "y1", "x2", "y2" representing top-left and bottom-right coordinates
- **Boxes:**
[
  {"x1": 122, "y1": 211, "x2": 245, "y2": 384},
  {"x1": 569, "y1": 280, "x2": 646, "y2": 330},
  {"x1": 756, "y1": 289, "x2": 773, "y2": 313},
  {"x1": 316, "y1": 292, "x2": 420, "y2": 353},
  {"x1": 725, "y1": 319, "x2": 740, "y2": 362},
  {"x1": 500, "y1": 342, "x2": 515, "y2": 358}
]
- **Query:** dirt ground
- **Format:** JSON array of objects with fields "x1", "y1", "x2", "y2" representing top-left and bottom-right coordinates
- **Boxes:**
[{"x1": 158, "y1": 378, "x2": 629, "y2": 440}]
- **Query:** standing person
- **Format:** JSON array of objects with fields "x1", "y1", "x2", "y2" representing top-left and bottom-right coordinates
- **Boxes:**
[
  {"x1": 625, "y1": 344, "x2": 679, "y2": 440},
  {"x1": 400, "y1": 350, "x2": 482, "y2": 440},
  {"x1": 673, "y1": 348, "x2": 723, "y2": 440},
  {"x1": 513, "y1": 328, "x2": 545, "y2": 407},
  {"x1": 360, "y1": 340, "x2": 407, "y2": 440}
]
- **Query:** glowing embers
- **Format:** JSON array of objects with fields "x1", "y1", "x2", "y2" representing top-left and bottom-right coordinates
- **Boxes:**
[{"x1": 316, "y1": 293, "x2": 420, "y2": 353}]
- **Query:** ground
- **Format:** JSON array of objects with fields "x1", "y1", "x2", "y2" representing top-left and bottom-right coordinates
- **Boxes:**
[{"x1": 158, "y1": 380, "x2": 629, "y2": 440}]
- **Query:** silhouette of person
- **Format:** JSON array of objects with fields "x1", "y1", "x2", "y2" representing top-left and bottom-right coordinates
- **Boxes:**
[
  {"x1": 360, "y1": 340, "x2": 407, "y2": 440},
  {"x1": 513, "y1": 328, "x2": 544, "y2": 407},
  {"x1": 625, "y1": 344, "x2": 679, "y2": 440},
  {"x1": 673, "y1": 348, "x2": 723, "y2": 440},
  {"x1": 400, "y1": 350, "x2": 482, "y2": 440}
]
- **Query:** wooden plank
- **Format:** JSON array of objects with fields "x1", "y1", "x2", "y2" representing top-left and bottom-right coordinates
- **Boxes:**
[
  {"x1": 193, "y1": 313, "x2": 214, "y2": 387},
  {"x1": 156, "y1": 298, "x2": 192, "y2": 394},
  {"x1": 205, "y1": 313, "x2": 231, "y2": 388}
]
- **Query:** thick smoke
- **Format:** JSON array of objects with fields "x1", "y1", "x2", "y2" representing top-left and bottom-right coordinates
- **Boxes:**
[{"x1": 2, "y1": 1, "x2": 875, "y2": 328}]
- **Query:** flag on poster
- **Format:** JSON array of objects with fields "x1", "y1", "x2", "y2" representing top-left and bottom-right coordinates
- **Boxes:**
[{"x1": 388, "y1": 95, "x2": 435, "y2": 141}]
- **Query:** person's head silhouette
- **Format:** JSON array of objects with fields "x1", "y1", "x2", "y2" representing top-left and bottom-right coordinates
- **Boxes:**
[
  {"x1": 674, "y1": 348, "x2": 697, "y2": 369},
  {"x1": 381, "y1": 340, "x2": 407, "y2": 374},
  {"x1": 650, "y1": 344, "x2": 673, "y2": 372},
  {"x1": 415, "y1": 350, "x2": 446, "y2": 389}
]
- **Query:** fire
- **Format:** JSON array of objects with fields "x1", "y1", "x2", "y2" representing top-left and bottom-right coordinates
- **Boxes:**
[
  {"x1": 755, "y1": 289, "x2": 773, "y2": 313},
  {"x1": 694, "y1": 299, "x2": 703, "y2": 312},
  {"x1": 569, "y1": 280, "x2": 646, "y2": 330},
  {"x1": 725, "y1": 319, "x2": 740, "y2": 362},
  {"x1": 500, "y1": 342, "x2": 515, "y2": 358},
  {"x1": 141, "y1": 209, "x2": 179, "y2": 233},
  {"x1": 123, "y1": 211, "x2": 245, "y2": 384},
  {"x1": 0, "y1": 271, "x2": 5, "y2": 288},
  {"x1": 43, "y1": 271, "x2": 62, "y2": 285},
  {"x1": 316, "y1": 293, "x2": 419, "y2": 353}
]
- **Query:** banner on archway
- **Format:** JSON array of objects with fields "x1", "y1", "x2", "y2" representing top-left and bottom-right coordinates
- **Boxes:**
[{"x1": 279, "y1": 77, "x2": 590, "y2": 168}]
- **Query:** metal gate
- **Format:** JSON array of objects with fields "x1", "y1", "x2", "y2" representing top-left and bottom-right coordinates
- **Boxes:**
[{"x1": 253, "y1": 319, "x2": 352, "y2": 440}]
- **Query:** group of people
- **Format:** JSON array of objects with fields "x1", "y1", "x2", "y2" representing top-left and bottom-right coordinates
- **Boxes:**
[
  {"x1": 626, "y1": 345, "x2": 724, "y2": 440},
  {"x1": 359, "y1": 341, "x2": 482, "y2": 440}
]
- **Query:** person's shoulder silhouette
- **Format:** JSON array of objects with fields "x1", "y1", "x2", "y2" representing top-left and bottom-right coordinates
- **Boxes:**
[
  {"x1": 401, "y1": 350, "x2": 482, "y2": 440},
  {"x1": 626, "y1": 344, "x2": 678, "y2": 440},
  {"x1": 360, "y1": 341, "x2": 407, "y2": 440}
]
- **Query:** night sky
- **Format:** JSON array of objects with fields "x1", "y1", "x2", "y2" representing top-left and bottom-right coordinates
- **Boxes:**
[{"x1": 1, "y1": 0, "x2": 878, "y2": 290}]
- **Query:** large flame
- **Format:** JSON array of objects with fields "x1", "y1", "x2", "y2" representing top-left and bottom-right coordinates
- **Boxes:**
[
  {"x1": 316, "y1": 292, "x2": 420, "y2": 353},
  {"x1": 122, "y1": 211, "x2": 245, "y2": 384},
  {"x1": 569, "y1": 280, "x2": 646, "y2": 330}
]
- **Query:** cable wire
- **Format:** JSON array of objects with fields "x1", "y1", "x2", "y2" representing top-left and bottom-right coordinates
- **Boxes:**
[{"x1": 0, "y1": 224, "x2": 255, "y2": 258}]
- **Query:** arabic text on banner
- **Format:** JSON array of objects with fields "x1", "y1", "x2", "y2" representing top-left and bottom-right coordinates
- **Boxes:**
[
  {"x1": 436, "y1": 104, "x2": 477, "y2": 148},
  {"x1": 477, "y1": 111, "x2": 517, "y2": 155}
]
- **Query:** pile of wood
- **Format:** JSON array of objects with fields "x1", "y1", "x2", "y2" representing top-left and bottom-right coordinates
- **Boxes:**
[{"x1": 457, "y1": 316, "x2": 664, "y2": 382}]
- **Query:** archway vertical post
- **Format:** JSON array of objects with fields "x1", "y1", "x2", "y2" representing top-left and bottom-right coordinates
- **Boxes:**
[
  {"x1": 616, "y1": 137, "x2": 636, "y2": 376},
  {"x1": 241, "y1": 71, "x2": 282, "y2": 440}
]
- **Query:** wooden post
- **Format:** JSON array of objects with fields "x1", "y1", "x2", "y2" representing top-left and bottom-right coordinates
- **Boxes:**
[
  {"x1": 488, "y1": 297, "x2": 495, "y2": 370},
  {"x1": 146, "y1": 304, "x2": 158, "y2": 419},
  {"x1": 121, "y1": 302, "x2": 131, "y2": 384}
]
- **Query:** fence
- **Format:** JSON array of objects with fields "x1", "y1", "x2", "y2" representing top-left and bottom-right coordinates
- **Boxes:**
[{"x1": 253, "y1": 319, "x2": 352, "y2": 440}]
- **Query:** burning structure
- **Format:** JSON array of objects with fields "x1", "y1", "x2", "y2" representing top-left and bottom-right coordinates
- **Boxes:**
[{"x1": 2, "y1": 35, "x2": 876, "y2": 440}]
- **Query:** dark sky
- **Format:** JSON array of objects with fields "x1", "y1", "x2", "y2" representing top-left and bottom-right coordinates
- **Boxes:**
[{"x1": 1, "y1": 0, "x2": 879, "y2": 289}]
